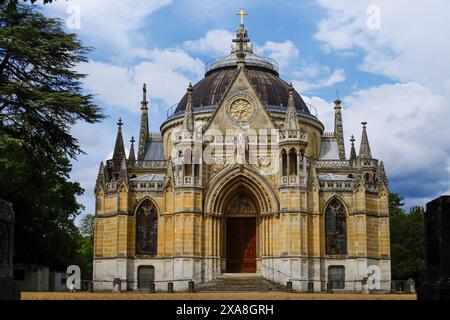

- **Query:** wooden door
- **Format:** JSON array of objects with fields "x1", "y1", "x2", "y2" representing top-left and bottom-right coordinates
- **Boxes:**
[
  {"x1": 138, "y1": 266, "x2": 155, "y2": 289},
  {"x1": 226, "y1": 218, "x2": 256, "y2": 273}
]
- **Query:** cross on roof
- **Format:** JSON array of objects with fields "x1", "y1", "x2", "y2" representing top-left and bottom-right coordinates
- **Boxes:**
[{"x1": 236, "y1": 8, "x2": 248, "y2": 25}]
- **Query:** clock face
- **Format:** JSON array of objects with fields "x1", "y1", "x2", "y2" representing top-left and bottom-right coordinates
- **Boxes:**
[{"x1": 227, "y1": 98, "x2": 255, "y2": 124}]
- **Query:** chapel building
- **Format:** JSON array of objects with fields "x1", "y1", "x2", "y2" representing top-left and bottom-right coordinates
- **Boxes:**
[{"x1": 93, "y1": 15, "x2": 391, "y2": 292}]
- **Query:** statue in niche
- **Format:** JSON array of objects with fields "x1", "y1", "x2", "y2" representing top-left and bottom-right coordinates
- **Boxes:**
[{"x1": 236, "y1": 126, "x2": 248, "y2": 164}]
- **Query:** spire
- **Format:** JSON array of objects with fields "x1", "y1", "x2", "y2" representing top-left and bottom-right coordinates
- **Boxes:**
[
  {"x1": 96, "y1": 161, "x2": 106, "y2": 187},
  {"x1": 378, "y1": 161, "x2": 387, "y2": 184},
  {"x1": 308, "y1": 159, "x2": 319, "y2": 188},
  {"x1": 128, "y1": 136, "x2": 136, "y2": 161},
  {"x1": 182, "y1": 83, "x2": 195, "y2": 132},
  {"x1": 359, "y1": 122, "x2": 372, "y2": 159},
  {"x1": 285, "y1": 83, "x2": 299, "y2": 130},
  {"x1": 349, "y1": 135, "x2": 357, "y2": 161},
  {"x1": 164, "y1": 157, "x2": 174, "y2": 191},
  {"x1": 112, "y1": 118, "x2": 126, "y2": 162},
  {"x1": 138, "y1": 83, "x2": 149, "y2": 160},
  {"x1": 119, "y1": 156, "x2": 128, "y2": 181},
  {"x1": 232, "y1": 8, "x2": 251, "y2": 62},
  {"x1": 334, "y1": 98, "x2": 346, "y2": 160}
]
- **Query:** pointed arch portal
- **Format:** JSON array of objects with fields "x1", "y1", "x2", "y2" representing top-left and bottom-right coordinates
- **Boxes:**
[
  {"x1": 205, "y1": 166, "x2": 279, "y2": 273},
  {"x1": 225, "y1": 189, "x2": 258, "y2": 273}
]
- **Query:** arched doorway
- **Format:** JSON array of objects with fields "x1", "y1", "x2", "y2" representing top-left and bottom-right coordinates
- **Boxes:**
[
  {"x1": 225, "y1": 191, "x2": 258, "y2": 273},
  {"x1": 204, "y1": 167, "x2": 280, "y2": 275}
]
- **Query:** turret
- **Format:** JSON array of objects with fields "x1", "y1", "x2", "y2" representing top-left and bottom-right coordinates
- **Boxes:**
[
  {"x1": 119, "y1": 157, "x2": 128, "y2": 181},
  {"x1": 349, "y1": 135, "x2": 357, "y2": 162},
  {"x1": 138, "y1": 83, "x2": 149, "y2": 160},
  {"x1": 232, "y1": 8, "x2": 251, "y2": 65},
  {"x1": 95, "y1": 161, "x2": 106, "y2": 189},
  {"x1": 334, "y1": 99, "x2": 346, "y2": 160},
  {"x1": 182, "y1": 83, "x2": 195, "y2": 132},
  {"x1": 279, "y1": 83, "x2": 308, "y2": 188},
  {"x1": 285, "y1": 83, "x2": 300, "y2": 130},
  {"x1": 359, "y1": 122, "x2": 372, "y2": 159},
  {"x1": 378, "y1": 161, "x2": 388, "y2": 185},
  {"x1": 112, "y1": 118, "x2": 126, "y2": 163},
  {"x1": 128, "y1": 136, "x2": 136, "y2": 162}
]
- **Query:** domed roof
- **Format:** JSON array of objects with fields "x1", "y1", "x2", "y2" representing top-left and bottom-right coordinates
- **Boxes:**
[
  {"x1": 175, "y1": 65, "x2": 310, "y2": 114},
  {"x1": 175, "y1": 23, "x2": 310, "y2": 115}
]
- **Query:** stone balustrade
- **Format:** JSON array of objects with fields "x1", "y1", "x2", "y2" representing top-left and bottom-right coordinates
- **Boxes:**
[
  {"x1": 175, "y1": 176, "x2": 203, "y2": 187},
  {"x1": 280, "y1": 175, "x2": 305, "y2": 187},
  {"x1": 105, "y1": 180, "x2": 165, "y2": 192},
  {"x1": 365, "y1": 182, "x2": 380, "y2": 193},
  {"x1": 279, "y1": 130, "x2": 307, "y2": 143},
  {"x1": 130, "y1": 181, "x2": 164, "y2": 192},
  {"x1": 316, "y1": 160, "x2": 351, "y2": 168},
  {"x1": 132, "y1": 160, "x2": 168, "y2": 169},
  {"x1": 105, "y1": 181, "x2": 117, "y2": 192},
  {"x1": 319, "y1": 180, "x2": 354, "y2": 191}
]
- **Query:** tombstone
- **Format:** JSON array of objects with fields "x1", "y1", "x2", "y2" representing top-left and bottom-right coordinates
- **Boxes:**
[
  {"x1": 406, "y1": 278, "x2": 416, "y2": 294},
  {"x1": 0, "y1": 200, "x2": 20, "y2": 300},
  {"x1": 113, "y1": 278, "x2": 122, "y2": 292},
  {"x1": 417, "y1": 196, "x2": 450, "y2": 300},
  {"x1": 361, "y1": 277, "x2": 369, "y2": 294}
]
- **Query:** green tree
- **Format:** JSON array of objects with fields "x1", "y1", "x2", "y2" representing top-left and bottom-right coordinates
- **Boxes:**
[
  {"x1": 79, "y1": 213, "x2": 94, "y2": 239},
  {"x1": 389, "y1": 192, "x2": 405, "y2": 216},
  {"x1": 0, "y1": 3, "x2": 104, "y2": 270},
  {"x1": 78, "y1": 214, "x2": 94, "y2": 281},
  {"x1": 389, "y1": 193, "x2": 426, "y2": 285}
]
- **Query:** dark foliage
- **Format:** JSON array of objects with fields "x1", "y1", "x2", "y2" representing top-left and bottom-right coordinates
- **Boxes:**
[
  {"x1": 389, "y1": 193, "x2": 426, "y2": 284},
  {"x1": 0, "y1": 3, "x2": 103, "y2": 270}
]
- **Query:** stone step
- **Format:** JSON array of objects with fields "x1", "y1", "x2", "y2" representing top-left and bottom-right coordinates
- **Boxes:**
[{"x1": 196, "y1": 274, "x2": 287, "y2": 292}]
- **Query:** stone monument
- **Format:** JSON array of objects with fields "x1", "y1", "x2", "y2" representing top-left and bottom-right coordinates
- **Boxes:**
[
  {"x1": 0, "y1": 200, "x2": 21, "y2": 300},
  {"x1": 417, "y1": 196, "x2": 450, "y2": 300}
]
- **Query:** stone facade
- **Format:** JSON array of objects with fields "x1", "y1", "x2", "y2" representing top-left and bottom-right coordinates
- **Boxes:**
[{"x1": 93, "y1": 20, "x2": 391, "y2": 292}]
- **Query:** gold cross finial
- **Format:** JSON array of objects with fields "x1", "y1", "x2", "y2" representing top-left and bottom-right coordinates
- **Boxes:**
[{"x1": 236, "y1": 8, "x2": 248, "y2": 25}]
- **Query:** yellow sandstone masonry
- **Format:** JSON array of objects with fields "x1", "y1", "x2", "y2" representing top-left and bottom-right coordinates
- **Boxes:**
[{"x1": 92, "y1": 15, "x2": 391, "y2": 291}]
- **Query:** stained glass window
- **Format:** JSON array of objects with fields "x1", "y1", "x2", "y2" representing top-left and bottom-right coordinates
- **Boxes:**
[
  {"x1": 325, "y1": 198, "x2": 347, "y2": 255},
  {"x1": 136, "y1": 200, "x2": 158, "y2": 256}
]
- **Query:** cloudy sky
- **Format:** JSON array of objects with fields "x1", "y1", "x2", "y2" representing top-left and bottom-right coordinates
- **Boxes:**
[{"x1": 41, "y1": 0, "x2": 450, "y2": 219}]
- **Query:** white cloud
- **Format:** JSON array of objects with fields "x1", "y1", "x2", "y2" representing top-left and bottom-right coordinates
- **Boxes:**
[
  {"x1": 314, "y1": 0, "x2": 450, "y2": 93},
  {"x1": 78, "y1": 48, "x2": 204, "y2": 113},
  {"x1": 327, "y1": 82, "x2": 450, "y2": 201},
  {"x1": 293, "y1": 62, "x2": 330, "y2": 79},
  {"x1": 302, "y1": 95, "x2": 334, "y2": 129},
  {"x1": 313, "y1": 0, "x2": 450, "y2": 204},
  {"x1": 45, "y1": 0, "x2": 172, "y2": 53},
  {"x1": 293, "y1": 69, "x2": 346, "y2": 92},
  {"x1": 183, "y1": 30, "x2": 301, "y2": 73},
  {"x1": 183, "y1": 29, "x2": 234, "y2": 56},
  {"x1": 254, "y1": 40, "x2": 299, "y2": 70}
]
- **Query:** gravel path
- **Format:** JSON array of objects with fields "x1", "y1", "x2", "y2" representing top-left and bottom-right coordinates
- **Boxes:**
[{"x1": 21, "y1": 292, "x2": 416, "y2": 300}]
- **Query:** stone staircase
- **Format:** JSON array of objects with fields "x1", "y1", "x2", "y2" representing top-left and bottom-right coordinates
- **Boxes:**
[{"x1": 196, "y1": 273, "x2": 287, "y2": 292}]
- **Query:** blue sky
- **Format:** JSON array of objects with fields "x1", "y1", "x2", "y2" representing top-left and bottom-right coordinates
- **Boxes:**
[{"x1": 41, "y1": 0, "x2": 450, "y2": 219}]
